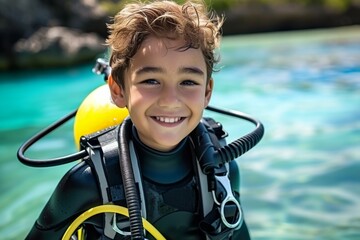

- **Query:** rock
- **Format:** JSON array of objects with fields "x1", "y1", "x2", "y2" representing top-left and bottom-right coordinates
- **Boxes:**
[
  {"x1": 39, "y1": 0, "x2": 108, "y2": 35},
  {"x1": 13, "y1": 26, "x2": 106, "y2": 68},
  {"x1": 0, "y1": 0, "x2": 108, "y2": 70}
]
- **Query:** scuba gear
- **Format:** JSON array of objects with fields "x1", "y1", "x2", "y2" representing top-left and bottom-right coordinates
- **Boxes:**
[
  {"x1": 192, "y1": 106, "x2": 264, "y2": 174},
  {"x1": 73, "y1": 84, "x2": 129, "y2": 149},
  {"x1": 17, "y1": 109, "x2": 88, "y2": 167},
  {"x1": 23, "y1": 133, "x2": 250, "y2": 239},
  {"x1": 18, "y1": 59, "x2": 265, "y2": 240},
  {"x1": 92, "y1": 58, "x2": 111, "y2": 81},
  {"x1": 117, "y1": 117, "x2": 144, "y2": 239},
  {"x1": 62, "y1": 205, "x2": 166, "y2": 240},
  {"x1": 78, "y1": 117, "x2": 245, "y2": 239}
]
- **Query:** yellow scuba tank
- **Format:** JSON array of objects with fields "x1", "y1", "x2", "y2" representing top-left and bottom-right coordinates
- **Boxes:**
[{"x1": 73, "y1": 84, "x2": 128, "y2": 149}]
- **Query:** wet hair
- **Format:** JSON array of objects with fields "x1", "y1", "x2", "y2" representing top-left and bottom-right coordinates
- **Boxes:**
[{"x1": 106, "y1": 0, "x2": 223, "y2": 87}]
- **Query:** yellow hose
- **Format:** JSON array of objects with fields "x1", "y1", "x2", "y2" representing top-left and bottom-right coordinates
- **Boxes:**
[{"x1": 62, "y1": 204, "x2": 166, "y2": 240}]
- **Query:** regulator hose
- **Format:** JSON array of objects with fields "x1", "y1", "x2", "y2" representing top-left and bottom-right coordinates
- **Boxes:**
[
  {"x1": 117, "y1": 117, "x2": 144, "y2": 239},
  {"x1": 16, "y1": 106, "x2": 264, "y2": 170},
  {"x1": 17, "y1": 110, "x2": 88, "y2": 167},
  {"x1": 193, "y1": 105, "x2": 265, "y2": 174}
]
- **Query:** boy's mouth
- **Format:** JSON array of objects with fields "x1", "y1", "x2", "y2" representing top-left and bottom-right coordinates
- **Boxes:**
[
  {"x1": 151, "y1": 116, "x2": 185, "y2": 125},
  {"x1": 154, "y1": 116, "x2": 183, "y2": 123}
]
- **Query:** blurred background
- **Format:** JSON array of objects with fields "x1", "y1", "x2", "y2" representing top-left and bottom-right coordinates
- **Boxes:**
[
  {"x1": 0, "y1": 0, "x2": 359, "y2": 240},
  {"x1": 1, "y1": 0, "x2": 360, "y2": 70}
]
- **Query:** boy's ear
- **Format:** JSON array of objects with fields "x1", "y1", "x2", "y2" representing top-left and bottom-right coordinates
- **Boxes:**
[
  {"x1": 108, "y1": 75, "x2": 127, "y2": 108},
  {"x1": 204, "y1": 78, "x2": 214, "y2": 107}
]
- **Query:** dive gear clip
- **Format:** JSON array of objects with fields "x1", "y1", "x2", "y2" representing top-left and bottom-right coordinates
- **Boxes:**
[{"x1": 212, "y1": 173, "x2": 243, "y2": 229}]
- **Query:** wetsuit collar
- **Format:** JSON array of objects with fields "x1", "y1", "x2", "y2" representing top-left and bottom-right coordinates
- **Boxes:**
[{"x1": 132, "y1": 126, "x2": 192, "y2": 184}]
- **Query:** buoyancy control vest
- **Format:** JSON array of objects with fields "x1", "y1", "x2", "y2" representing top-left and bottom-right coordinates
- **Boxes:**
[{"x1": 79, "y1": 117, "x2": 243, "y2": 240}]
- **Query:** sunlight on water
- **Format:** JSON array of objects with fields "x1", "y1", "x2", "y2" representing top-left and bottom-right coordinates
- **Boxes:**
[
  {"x1": 210, "y1": 26, "x2": 360, "y2": 240},
  {"x1": 0, "y1": 26, "x2": 359, "y2": 240}
]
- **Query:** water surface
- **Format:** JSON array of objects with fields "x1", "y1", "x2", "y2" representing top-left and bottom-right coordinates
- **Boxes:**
[{"x1": 0, "y1": 26, "x2": 359, "y2": 240}]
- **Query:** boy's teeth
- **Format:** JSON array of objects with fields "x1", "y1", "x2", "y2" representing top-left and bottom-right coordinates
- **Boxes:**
[{"x1": 156, "y1": 117, "x2": 180, "y2": 123}]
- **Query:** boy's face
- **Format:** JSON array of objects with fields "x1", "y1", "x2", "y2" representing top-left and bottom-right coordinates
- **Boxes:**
[{"x1": 110, "y1": 36, "x2": 213, "y2": 151}]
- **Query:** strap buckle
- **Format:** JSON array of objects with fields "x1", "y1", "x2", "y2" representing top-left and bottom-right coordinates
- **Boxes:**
[{"x1": 212, "y1": 173, "x2": 243, "y2": 229}]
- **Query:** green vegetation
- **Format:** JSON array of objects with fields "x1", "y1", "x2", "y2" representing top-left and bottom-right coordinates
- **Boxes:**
[
  {"x1": 99, "y1": 0, "x2": 357, "y2": 15},
  {"x1": 204, "y1": 0, "x2": 356, "y2": 11}
]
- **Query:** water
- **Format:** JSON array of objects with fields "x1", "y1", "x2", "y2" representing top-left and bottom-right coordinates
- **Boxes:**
[{"x1": 1, "y1": 26, "x2": 359, "y2": 240}]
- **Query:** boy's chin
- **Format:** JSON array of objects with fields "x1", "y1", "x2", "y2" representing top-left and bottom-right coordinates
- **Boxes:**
[{"x1": 150, "y1": 138, "x2": 184, "y2": 152}]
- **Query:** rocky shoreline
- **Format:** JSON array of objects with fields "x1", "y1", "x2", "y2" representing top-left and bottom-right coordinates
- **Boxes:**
[{"x1": 1, "y1": 0, "x2": 359, "y2": 70}]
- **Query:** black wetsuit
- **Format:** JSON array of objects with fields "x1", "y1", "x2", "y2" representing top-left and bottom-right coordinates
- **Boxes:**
[{"x1": 26, "y1": 125, "x2": 251, "y2": 240}]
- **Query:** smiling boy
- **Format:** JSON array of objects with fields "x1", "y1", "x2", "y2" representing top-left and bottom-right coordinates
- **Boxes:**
[
  {"x1": 25, "y1": 1, "x2": 251, "y2": 239},
  {"x1": 109, "y1": 36, "x2": 213, "y2": 151}
]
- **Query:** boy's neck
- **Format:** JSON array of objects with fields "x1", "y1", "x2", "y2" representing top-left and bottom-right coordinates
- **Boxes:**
[{"x1": 132, "y1": 126, "x2": 193, "y2": 184}]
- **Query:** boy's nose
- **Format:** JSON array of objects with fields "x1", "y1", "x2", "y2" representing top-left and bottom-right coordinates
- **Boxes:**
[{"x1": 158, "y1": 86, "x2": 181, "y2": 108}]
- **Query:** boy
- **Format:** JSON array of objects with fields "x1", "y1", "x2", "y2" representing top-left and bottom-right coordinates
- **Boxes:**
[{"x1": 25, "y1": 1, "x2": 251, "y2": 239}]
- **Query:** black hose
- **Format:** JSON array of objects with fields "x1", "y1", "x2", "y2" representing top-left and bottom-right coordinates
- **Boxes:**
[
  {"x1": 17, "y1": 110, "x2": 88, "y2": 167},
  {"x1": 117, "y1": 117, "x2": 144, "y2": 239},
  {"x1": 17, "y1": 105, "x2": 264, "y2": 174},
  {"x1": 194, "y1": 106, "x2": 265, "y2": 174}
]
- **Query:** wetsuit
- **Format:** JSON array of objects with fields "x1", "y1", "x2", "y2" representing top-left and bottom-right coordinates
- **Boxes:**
[{"x1": 25, "y1": 125, "x2": 251, "y2": 240}]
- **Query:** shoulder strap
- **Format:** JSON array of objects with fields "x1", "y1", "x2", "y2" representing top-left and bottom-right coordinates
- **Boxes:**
[
  {"x1": 97, "y1": 127, "x2": 126, "y2": 205},
  {"x1": 84, "y1": 125, "x2": 146, "y2": 239},
  {"x1": 81, "y1": 126, "x2": 120, "y2": 239}
]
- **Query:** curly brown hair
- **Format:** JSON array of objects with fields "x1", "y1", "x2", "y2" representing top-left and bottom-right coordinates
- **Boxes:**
[{"x1": 106, "y1": 0, "x2": 223, "y2": 87}]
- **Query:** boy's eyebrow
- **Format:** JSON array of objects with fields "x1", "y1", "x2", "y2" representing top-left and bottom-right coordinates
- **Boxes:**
[
  {"x1": 135, "y1": 66, "x2": 204, "y2": 76},
  {"x1": 179, "y1": 66, "x2": 205, "y2": 76},
  {"x1": 135, "y1": 66, "x2": 163, "y2": 75}
]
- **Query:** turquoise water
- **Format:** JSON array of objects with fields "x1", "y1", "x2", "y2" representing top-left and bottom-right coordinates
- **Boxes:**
[{"x1": 1, "y1": 27, "x2": 359, "y2": 240}]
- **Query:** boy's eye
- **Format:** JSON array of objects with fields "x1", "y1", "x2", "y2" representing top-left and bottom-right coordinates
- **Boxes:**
[
  {"x1": 181, "y1": 80, "x2": 198, "y2": 86},
  {"x1": 141, "y1": 79, "x2": 159, "y2": 85}
]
